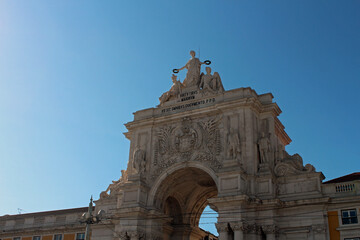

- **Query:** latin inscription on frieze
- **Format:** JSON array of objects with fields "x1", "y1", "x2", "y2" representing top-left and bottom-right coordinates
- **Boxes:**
[
  {"x1": 161, "y1": 97, "x2": 216, "y2": 113},
  {"x1": 180, "y1": 90, "x2": 198, "y2": 101}
]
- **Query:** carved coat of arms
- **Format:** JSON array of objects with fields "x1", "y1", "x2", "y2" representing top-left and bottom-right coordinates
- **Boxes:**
[{"x1": 153, "y1": 117, "x2": 222, "y2": 176}]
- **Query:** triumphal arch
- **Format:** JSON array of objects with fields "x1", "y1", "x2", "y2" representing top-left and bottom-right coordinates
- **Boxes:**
[{"x1": 93, "y1": 51, "x2": 327, "y2": 240}]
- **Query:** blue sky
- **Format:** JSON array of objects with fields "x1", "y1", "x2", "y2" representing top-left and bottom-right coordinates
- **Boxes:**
[{"x1": 0, "y1": 0, "x2": 359, "y2": 235}]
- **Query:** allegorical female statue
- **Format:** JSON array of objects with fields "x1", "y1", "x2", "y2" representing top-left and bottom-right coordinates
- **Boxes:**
[{"x1": 176, "y1": 50, "x2": 206, "y2": 88}]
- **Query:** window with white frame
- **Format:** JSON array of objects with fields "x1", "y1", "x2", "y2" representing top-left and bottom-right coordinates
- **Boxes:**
[
  {"x1": 53, "y1": 234, "x2": 62, "y2": 240},
  {"x1": 342, "y1": 209, "x2": 358, "y2": 225},
  {"x1": 13, "y1": 237, "x2": 21, "y2": 240},
  {"x1": 76, "y1": 233, "x2": 85, "y2": 240},
  {"x1": 344, "y1": 238, "x2": 360, "y2": 240},
  {"x1": 33, "y1": 236, "x2": 41, "y2": 240}
]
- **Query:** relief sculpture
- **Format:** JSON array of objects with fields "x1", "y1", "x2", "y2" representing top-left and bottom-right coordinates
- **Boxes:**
[
  {"x1": 274, "y1": 152, "x2": 316, "y2": 177},
  {"x1": 132, "y1": 146, "x2": 146, "y2": 175},
  {"x1": 174, "y1": 118, "x2": 199, "y2": 153},
  {"x1": 153, "y1": 117, "x2": 222, "y2": 178}
]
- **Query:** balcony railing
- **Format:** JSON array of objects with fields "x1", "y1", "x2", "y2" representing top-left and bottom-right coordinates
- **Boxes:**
[{"x1": 335, "y1": 183, "x2": 355, "y2": 193}]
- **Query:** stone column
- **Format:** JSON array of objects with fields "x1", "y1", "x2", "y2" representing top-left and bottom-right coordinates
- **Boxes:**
[
  {"x1": 215, "y1": 223, "x2": 229, "y2": 240},
  {"x1": 231, "y1": 222, "x2": 244, "y2": 240},
  {"x1": 262, "y1": 225, "x2": 278, "y2": 240},
  {"x1": 245, "y1": 223, "x2": 260, "y2": 240}
]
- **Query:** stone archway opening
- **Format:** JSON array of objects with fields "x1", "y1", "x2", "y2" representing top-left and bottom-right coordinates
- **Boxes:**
[
  {"x1": 199, "y1": 205, "x2": 219, "y2": 236},
  {"x1": 154, "y1": 167, "x2": 218, "y2": 240}
]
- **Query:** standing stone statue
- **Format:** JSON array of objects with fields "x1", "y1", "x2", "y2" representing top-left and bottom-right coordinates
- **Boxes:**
[
  {"x1": 199, "y1": 67, "x2": 225, "y2": 94},
  {"x1": 133, "y1": 146, "x2": 146, "y2": 174},
  {"x1": 258, "y1": 132, "x2": 271, "y2": 163},
  {"x1": 159, "y1": 74, "x2": 184, "y2": 105},
  {"x1": 176, "y1": 50, "x2": 206, "y2": 88},
  {"x1": 120, "y1": 169, "x2": 128, "y2": 182},
  {"x1": 227, "y1": 128, "x2": 241, "y2": 160}
]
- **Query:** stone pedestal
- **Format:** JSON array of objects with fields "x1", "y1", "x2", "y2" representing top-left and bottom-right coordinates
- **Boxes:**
[{"x1": 258, "y1": 162, "x2": 271, "y2": 174}]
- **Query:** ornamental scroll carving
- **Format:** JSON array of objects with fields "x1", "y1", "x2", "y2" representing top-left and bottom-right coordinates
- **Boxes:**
[{"x1": 153, "y1": 117, "x2": 222, "y2": 177}]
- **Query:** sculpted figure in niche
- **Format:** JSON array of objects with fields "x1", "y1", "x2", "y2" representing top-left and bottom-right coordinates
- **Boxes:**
[
  {"x1": 132, "y1": 146, "x2": 146, "y2": 174},
  {"x1": 227, "y1": 128, "x2": 241, "y2": 160},
  {"x1": 176, "y1": 50, "x2": 206, "y2": 88},
  {"x1": 258, "y1": 132, "x2": 271, "y2": 163},
  {"x1": 200, "y1": 67, "x2": 225, "y2": 94},
  {"x1": 159, "y1": 74, "x2": 184, "y2": 105}
]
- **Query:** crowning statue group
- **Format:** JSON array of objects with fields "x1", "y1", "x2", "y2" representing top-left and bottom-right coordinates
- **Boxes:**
[{"x1": 159, "y1": 50, "x2": 224, "y2": 105}]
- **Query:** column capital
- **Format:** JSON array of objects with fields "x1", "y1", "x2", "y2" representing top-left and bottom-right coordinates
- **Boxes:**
[
  {"x1": 215, "y1": 222, "x2": 229, "y2": 233},
  {"x1": 242, "y1": 223, "x2": 261, "y2": 234},
  {"x1": 262, "y1": 224, "x2": 278, "y2": 234},
  {"x1": 229, "y1": 221, "x2": 245, "y2": 231}
]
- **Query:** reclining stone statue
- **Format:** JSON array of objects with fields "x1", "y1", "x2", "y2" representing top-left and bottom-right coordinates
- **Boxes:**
[{"x1": 159, "y1": 74, "x2": 184, "y2": 105}]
